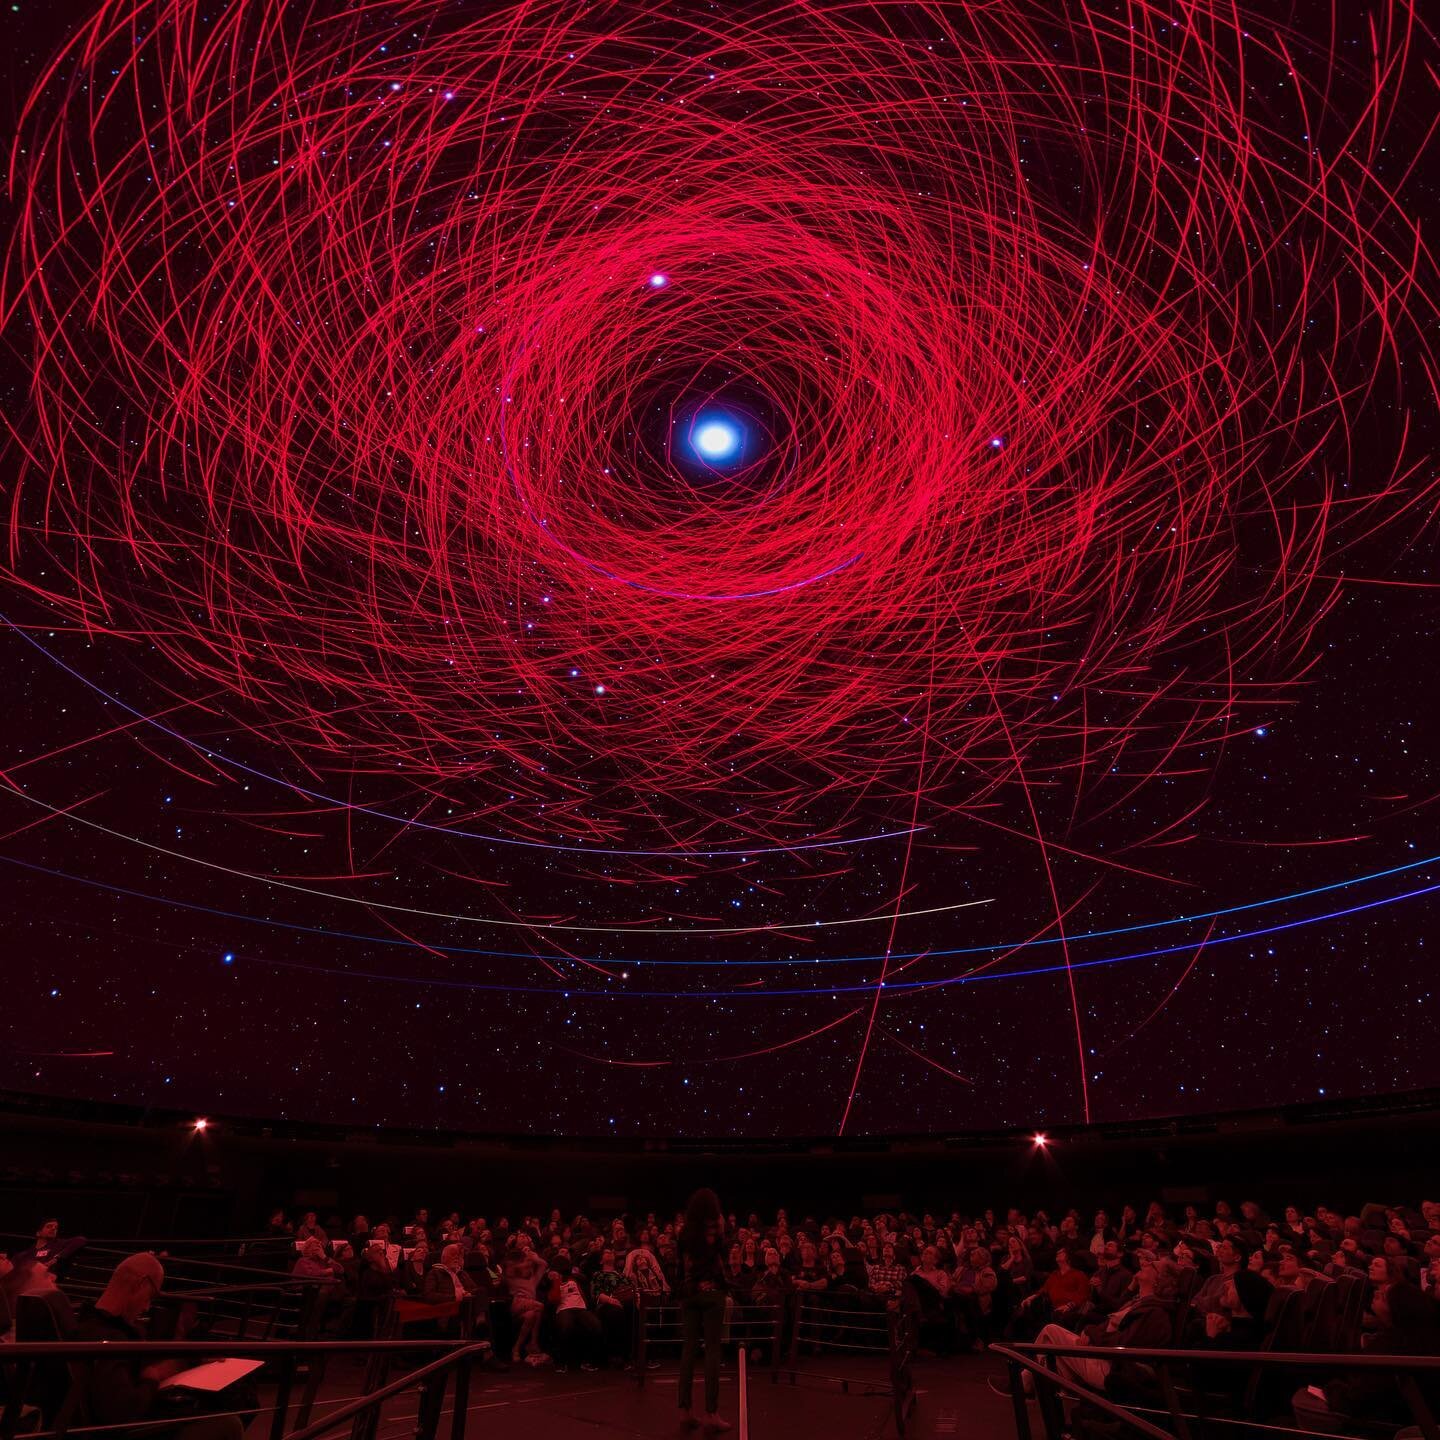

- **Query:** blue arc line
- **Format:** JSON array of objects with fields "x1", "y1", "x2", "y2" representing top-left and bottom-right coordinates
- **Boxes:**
[
  {"x1": 4, "y1": 763, "x2": 1439, "y2": 963},
  {"x1": 1, "y1": 615, "x2": 920, "y2": 858},
  {"x1": 1, "y1": 852, "x2": 1434, "y2": 998}
]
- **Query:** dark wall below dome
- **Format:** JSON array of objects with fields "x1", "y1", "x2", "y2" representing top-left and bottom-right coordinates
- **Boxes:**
[{"x1": 3, "y1": 1089, "x2": 1439, "y2": 1240}]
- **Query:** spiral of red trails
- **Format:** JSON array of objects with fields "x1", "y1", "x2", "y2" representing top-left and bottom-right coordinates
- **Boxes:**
[{"x1": 4, "y1": 0, "x2": 1435, "y2": 862}]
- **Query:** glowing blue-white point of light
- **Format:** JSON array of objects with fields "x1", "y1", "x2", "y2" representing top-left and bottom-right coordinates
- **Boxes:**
[{"x1": 693, "y1": 418, "x2": 742, "y2": 461}]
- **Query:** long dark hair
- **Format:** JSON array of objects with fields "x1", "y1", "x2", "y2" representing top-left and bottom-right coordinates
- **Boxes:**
[{"x1": 680, "y1": 1187, "x2": 723, "y2": 1254}]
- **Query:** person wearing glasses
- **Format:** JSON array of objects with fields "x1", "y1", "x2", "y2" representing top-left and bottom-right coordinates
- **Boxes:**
[{"x1": 74, "y1": 1254, "x2": 243, "y2": 1440}]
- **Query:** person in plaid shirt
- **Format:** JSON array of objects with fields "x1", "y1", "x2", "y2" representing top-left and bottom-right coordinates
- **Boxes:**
[{"x1": 867, "y1": 1240, "x2": 908, "y2": 1300}]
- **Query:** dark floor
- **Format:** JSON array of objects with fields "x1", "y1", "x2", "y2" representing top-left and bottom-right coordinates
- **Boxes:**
[{"x1": 289, "y1": 1351, "x2": 1019, "y2": 1440}]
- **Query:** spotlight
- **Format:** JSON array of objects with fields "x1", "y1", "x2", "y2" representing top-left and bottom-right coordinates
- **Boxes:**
[
  {"x1": 1031, "y1": 1131, "x2": 1049, "y2": 1148},
  {"x1": 193, "y1": 1117, "x2": 209, "y2": 1132}
]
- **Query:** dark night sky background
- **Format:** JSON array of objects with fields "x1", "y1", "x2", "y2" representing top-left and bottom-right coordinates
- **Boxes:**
[{"x1": 1, "y1": 0, "x2": 1437, "y2": 1139}]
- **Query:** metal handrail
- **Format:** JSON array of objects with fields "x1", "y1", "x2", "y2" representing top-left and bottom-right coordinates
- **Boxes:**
[
  {"x1": 0, "y1": 1338, "x2": 485, "y2": 1440},
  {"x1": 282, "y1": 1342, "x2": 492, "y2": 1440},
  {"x1": 1003, "y1": 1341, "x2": 1440, "y2": 1369},
  {"x1": 992, "y1": 1340, "x2": 1440, "y2": 1440},
  {"x1": 990, "y1": 1344, "x2": 1178, "y2": 1440},
  {"x1": 72, "y1": 1248, "x2": 310, "y2": 1283},
  {"x1": 69, "y1": 1279, "x2": 335, "y2": 1304},
  {"x1": 0, "y1": 1340, "x2": 467, "y2": 1356},
  {"x1": 0, "y1": 1235, "x2": 284, "y2": 1249}
]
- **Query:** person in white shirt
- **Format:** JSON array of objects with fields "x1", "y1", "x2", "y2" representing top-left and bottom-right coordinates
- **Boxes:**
[{"x1": 547, "y1": 1266, "x2": 602, "y2": 1372}]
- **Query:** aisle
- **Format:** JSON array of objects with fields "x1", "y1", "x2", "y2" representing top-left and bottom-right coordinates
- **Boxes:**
[{"x1": 343, "y1": 1351, "x2": 1016, "y2": 1440}]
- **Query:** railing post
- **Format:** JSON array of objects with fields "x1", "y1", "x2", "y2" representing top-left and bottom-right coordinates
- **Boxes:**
[
  {"x1": 414, "y1": 1367, "x2": 450, "y2": 1440},
  {"x1": 1400, "y1": 1375, "x2": 1440, "y2": 1440},
  {"x1": 269, "y1": 1351, "x2": 297, "y2": 1440},
  {"x1": 633, "y1": 1295, "x2": 648, "y2": 1384},
  {"x1": 449, "y1": 1353, "x2": 472, "y2": 1440},
  {"x1": 295, "y1": 1349, "x2": 329, "y2": 1432},
  {"x1": 354, "y1": 1342, "x2": 391, "y2": 1440},
  {"x1": 1156, "y1": 1361, "x2": 1192, "y2": 1440},
  {"x1": 0, "y1": 1359, "x2": 30, "y2": 1440},
  {"x1": 1034, "y1": 1357, "x2": 1066, "y2": 1440},
  {"x1": 1006, "y1": 1360, "x2": 1034, "y2": 1440}
]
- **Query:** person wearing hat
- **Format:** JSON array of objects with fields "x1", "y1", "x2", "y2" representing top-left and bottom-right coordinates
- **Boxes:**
[
  {"x1": 1194, "y1": 1269, "x2": 1274, "y2": 1403},
  {"x1": 1201, "y1": 1270, "x2": 1274, "y2": 1349}
]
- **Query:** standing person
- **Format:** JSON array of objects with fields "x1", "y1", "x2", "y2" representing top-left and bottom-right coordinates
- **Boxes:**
[
  {"x1": 504, "y1": 1233, "x2": 547, "y2": 1363},
  {"x1": 676, "y1": 1188, "x2": 731, "y2": 1432}
]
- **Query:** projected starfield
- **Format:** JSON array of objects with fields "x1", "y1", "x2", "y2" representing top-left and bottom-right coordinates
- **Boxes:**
[{"x1": 1, "y1": 0, "x2": 1437, "y2": 1135}]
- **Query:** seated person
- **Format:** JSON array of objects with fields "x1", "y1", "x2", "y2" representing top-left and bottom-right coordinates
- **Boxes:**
[
  {"x1": 792, "y1": 1241, "x2": 829, "y2": 1299},
  {"x1": 1292, "y1": 1282, "x2": 1440, "y2": 1433},
  {"x1": 825, "y1": 1249, "x2": 855, "y2": 1292},
  {"x1": 423, "y1": 1244, "x2": 478, "y2": 1305},
  {"x1": 417, "y1": 1243, "x2": 479, "y2": 1338},
  {"x1": 400, "y1": 1237, "x2": 431, "y2": 1295},
  {"x1": 291, "y1": 1238, "x2": 344, "y2": 1286},
  {"x1": 1197, "y1": 1265, "x2": 1274, "y2": 1400},
  {"x1": 546, "y1": 1265, "x2": 603, "y2": 1373},
  {"x1": 1016, "y1": 1258, "x2": 1182, "y2": 1397},
  {"x1": 1192, "y1": 1239, "x2": 1244, "y2": 1314},
  {"x1": 74, "y1": 1254, "x2": 243, "y2": 1440},
  {"x1": 727, "y1": 1242, "x2": 757, "y2": 1296},
  {"x1": 1090, "y1": 1242, "x2": 1133, "y2": 1316},
  {"x1": 952, "y1": 1246, "x2": 1001, "y2": 1345},
  {"x1": 866, "y1": 1242, "x2": 908, "y2": 1302},
  {"x1": 1008, "y1": 1247, "x2": 1091, "y2": 1339},
  {"x1": 348, "y1": 1216, "x2": 372, "y2": 1253},
  {"x1": 353, "y1": 1224, "x2": 402, "y2": 1336},
  {"x1": 15, "y1": 1220, "x2": 87, "y2": 1278},
  {"x1": 905, "y1": 1245, "x2": 960, "y2": 1355},
  {"x1": 588, "y1": 1248, "x2": 634, "y2": 1362},
  {"x1": 622, "y1": 1242, "x2": 670, "y2": 1297},
  {"x1": 910, "y1": 1245, "x2": 950, "y2": 1298},
  {"x1": 294, "y1": 1212, "x2": 327, "y2": 1246},
  {"x1": 1, "y1": 1257, "x2": 75, "y2": 1342},
  {"x1": 997, "y1": 1235, "x2": 1034, "y2": 1295}
]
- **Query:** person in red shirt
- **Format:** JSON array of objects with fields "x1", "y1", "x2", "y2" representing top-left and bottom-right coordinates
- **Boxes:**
[
  {"x1": 1041, "y1": 1250, "x2": 1093, "y2": 1311},
  {"x1": 1007, "y1": 1248, "x2": 1090, "y2": 1340}
]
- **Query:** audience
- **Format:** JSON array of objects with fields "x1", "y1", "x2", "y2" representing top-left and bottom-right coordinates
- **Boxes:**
[{"x1": 6, "y1": 1192, "x2": 1440, "y2": 1434}]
